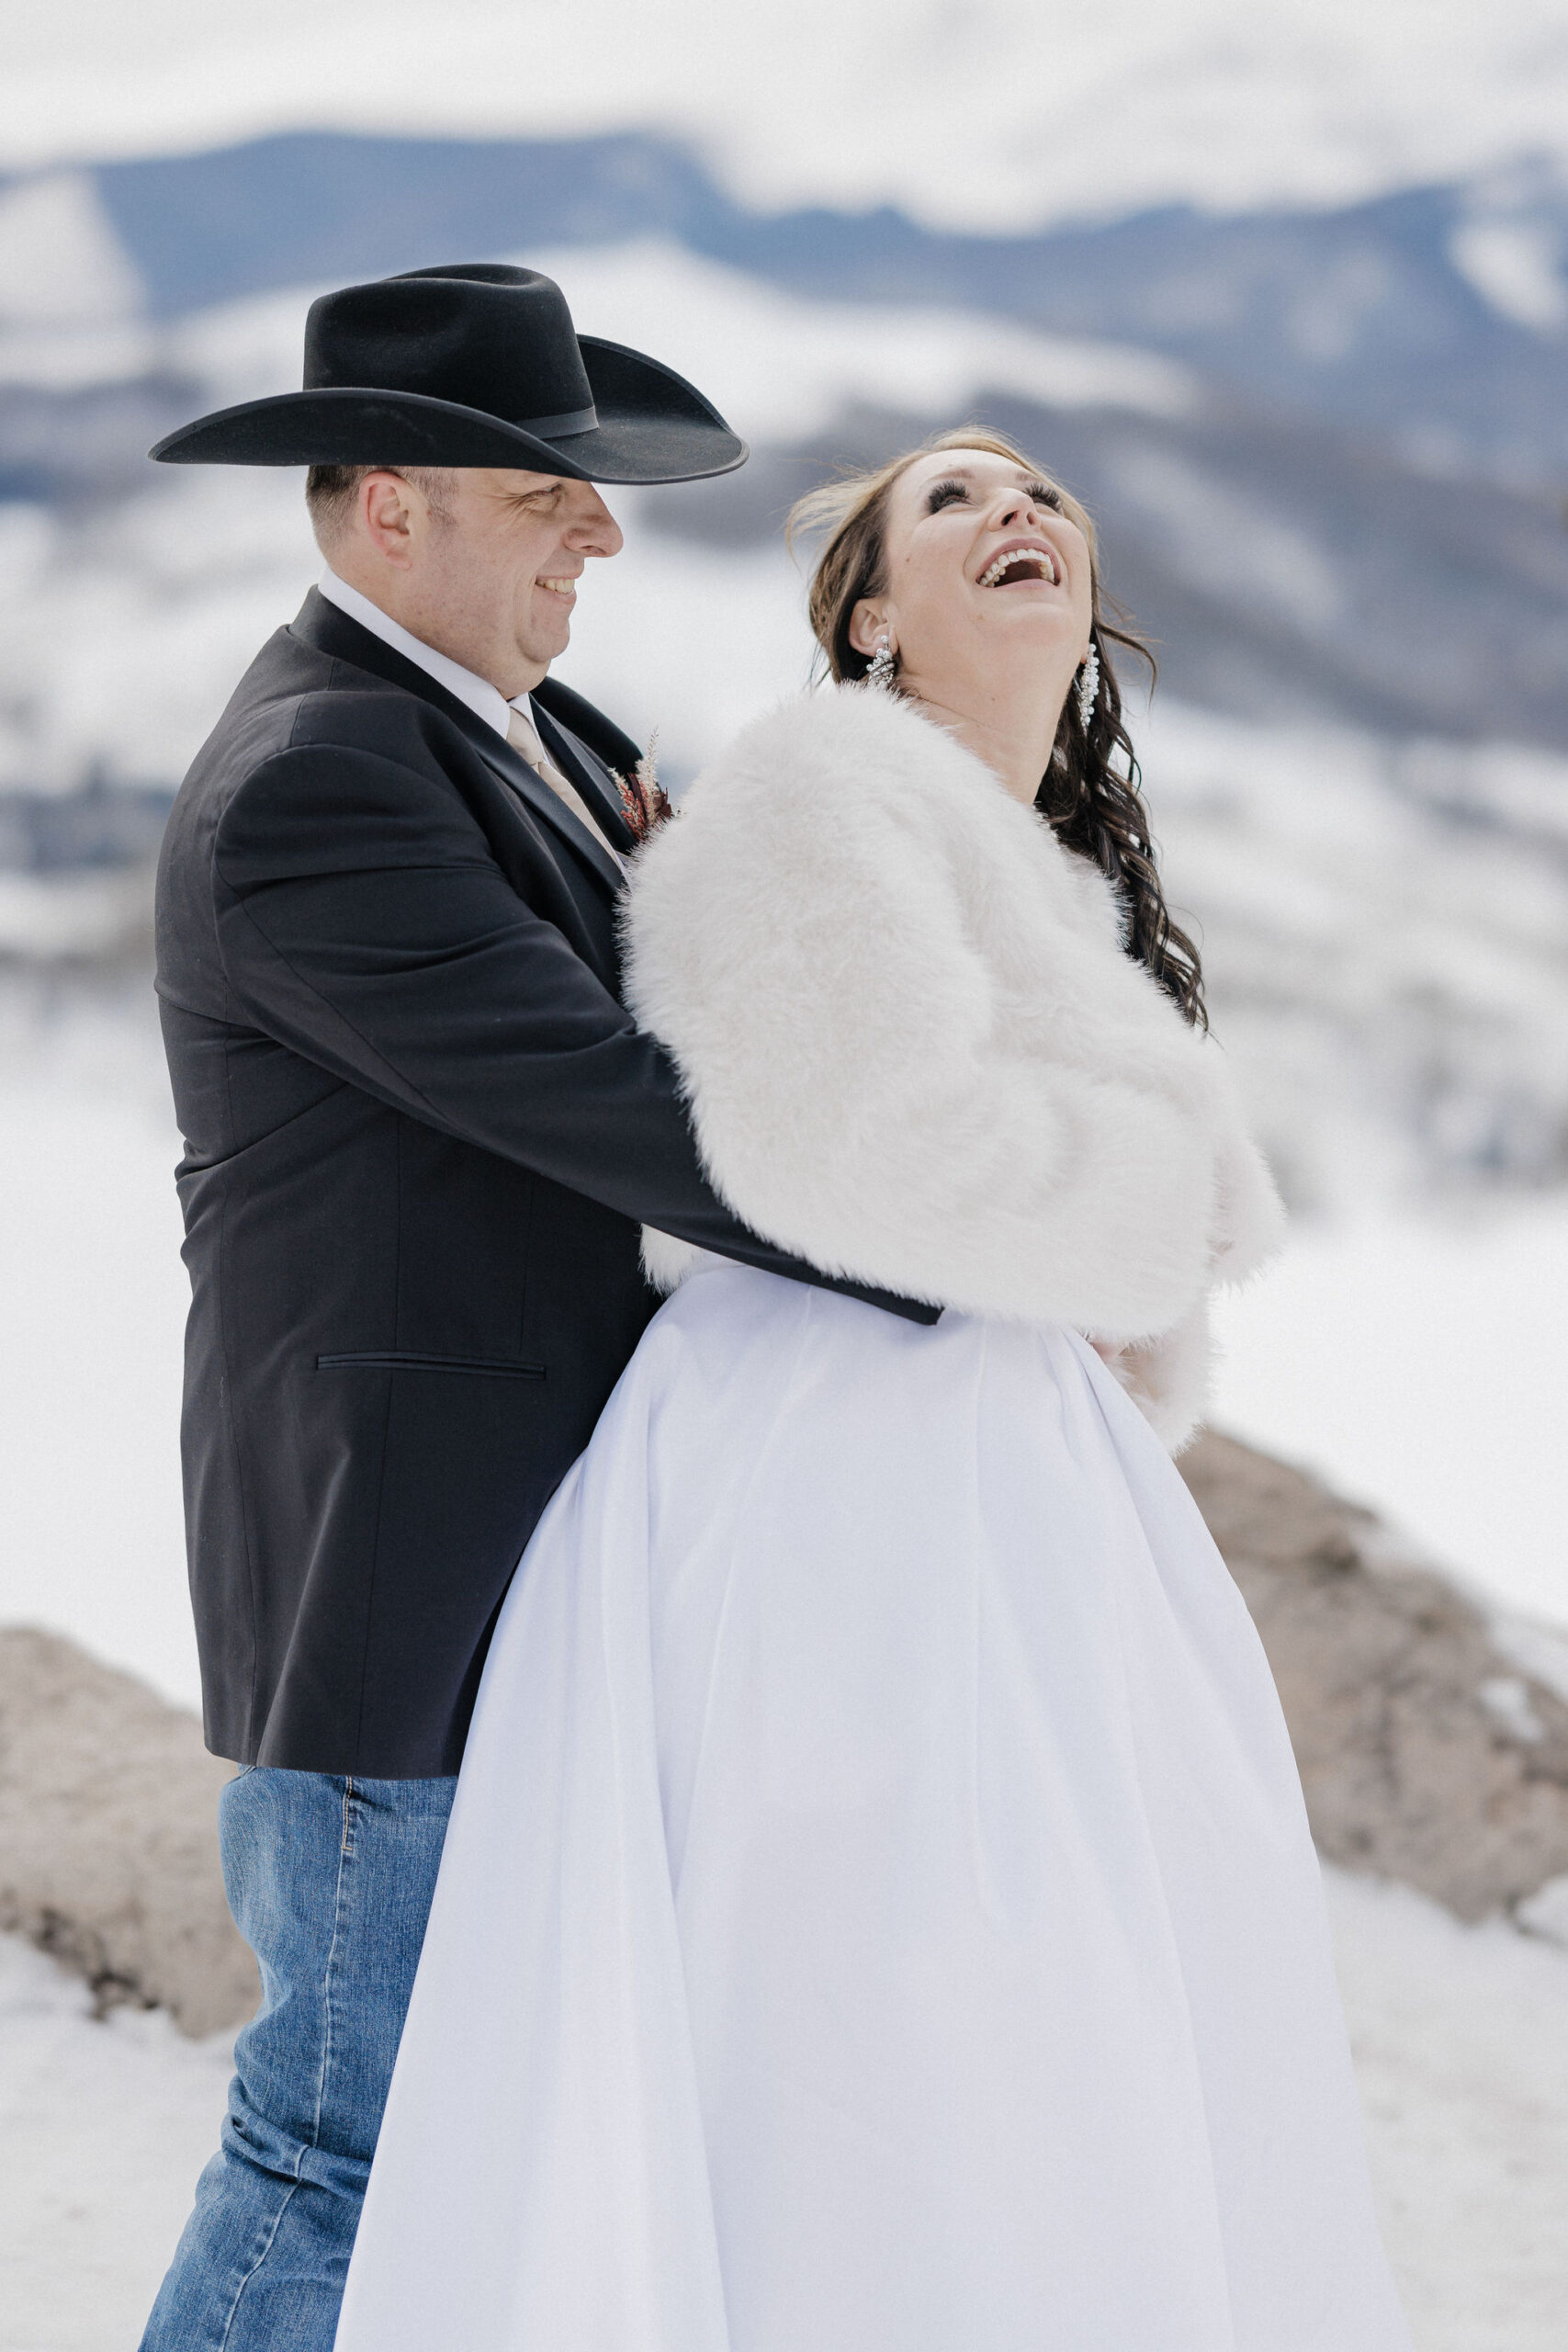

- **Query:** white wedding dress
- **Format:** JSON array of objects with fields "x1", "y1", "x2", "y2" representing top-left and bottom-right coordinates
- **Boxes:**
[{"x1": 334, "y1": 687, "x2": 1410, "y2": 2352}]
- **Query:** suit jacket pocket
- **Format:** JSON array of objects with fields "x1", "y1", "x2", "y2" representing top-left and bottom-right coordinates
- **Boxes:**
[{"x1": 315, "y1": 1351, "x2": 546, "y2": 1380}]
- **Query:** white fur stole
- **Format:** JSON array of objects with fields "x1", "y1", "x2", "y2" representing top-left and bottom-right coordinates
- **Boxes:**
[{"x1": 622, "y1": 685, "x2": 1282, "y2": 1450}]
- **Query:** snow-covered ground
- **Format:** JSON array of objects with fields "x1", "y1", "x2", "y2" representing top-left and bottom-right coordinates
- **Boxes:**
[
  {"x1": 1326, "y1": 1871, "x2": 1568, "y2": 2352},
  {"x1": 1211, "y1": 1205, "x2": 1568, "y2": 1630},
  {"x1": 4, "y1": 1869, "x2": 1566, "y2": 2352},
  {"x1": 0, "y1": 1937, "x2": 231, "y2": 2352},
  {"x1": 0, "y1": 989, "x2": 196, "y2": 1706}
]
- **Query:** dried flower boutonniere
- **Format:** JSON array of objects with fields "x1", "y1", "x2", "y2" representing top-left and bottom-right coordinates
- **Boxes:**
[{"x1": 616, "y1": 730, "x2": 673, "y2": 843}]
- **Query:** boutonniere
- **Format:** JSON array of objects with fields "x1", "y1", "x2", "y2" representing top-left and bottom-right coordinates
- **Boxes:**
[{"x1": 616, "y1": 729, "x2": 673, "y2": 842}]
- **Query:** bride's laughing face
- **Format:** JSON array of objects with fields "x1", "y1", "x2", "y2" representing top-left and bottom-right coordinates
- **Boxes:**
[{"x1": 848, "y1": 448, "x2": 1093, "y2": 725}]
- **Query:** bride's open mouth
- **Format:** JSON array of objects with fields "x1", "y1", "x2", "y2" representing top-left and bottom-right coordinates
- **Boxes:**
[{"x1": 976, "y1": 542, "x2": 1059, "y2": 589}]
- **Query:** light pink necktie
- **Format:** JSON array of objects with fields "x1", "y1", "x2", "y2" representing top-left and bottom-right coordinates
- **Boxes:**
[{"x1": 505, "y1": 705, "x2": 623, "y2": 868}]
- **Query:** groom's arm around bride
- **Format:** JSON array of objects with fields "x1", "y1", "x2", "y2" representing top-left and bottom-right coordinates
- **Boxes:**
[{"x1": 137, "y1": 261, "x2": 931, "y2": 2352}]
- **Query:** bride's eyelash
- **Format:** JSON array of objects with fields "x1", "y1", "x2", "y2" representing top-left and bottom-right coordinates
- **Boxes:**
[{"x1": 925, "y1": 476, "x2": 1064, "y2": 514}]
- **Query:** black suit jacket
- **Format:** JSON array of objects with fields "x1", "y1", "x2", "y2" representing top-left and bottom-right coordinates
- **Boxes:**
[{"x1": 156, "y1": 589, "x2": 936, "y2": 1777}]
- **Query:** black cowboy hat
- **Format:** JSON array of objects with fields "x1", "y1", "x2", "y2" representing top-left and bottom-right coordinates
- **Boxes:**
[{"x1": 149, "y1": 262, "x2": 746, "y2": 485}]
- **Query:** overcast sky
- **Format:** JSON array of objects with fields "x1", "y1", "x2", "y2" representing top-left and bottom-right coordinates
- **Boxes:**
[{"x1": 4, "y1": 0, "x2": 1568, "y2": 229}]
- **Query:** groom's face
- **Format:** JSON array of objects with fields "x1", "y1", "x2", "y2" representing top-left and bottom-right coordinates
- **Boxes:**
[{"x1": 354, "y1": 464, "x2": 625, "y2": 696}]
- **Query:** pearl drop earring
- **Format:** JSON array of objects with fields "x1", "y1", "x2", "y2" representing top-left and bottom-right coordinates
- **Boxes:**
[{"x1": 1076, "y1": 641, "x2": 1100, "y2": 731}]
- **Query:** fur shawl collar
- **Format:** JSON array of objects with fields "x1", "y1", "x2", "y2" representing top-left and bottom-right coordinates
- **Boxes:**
[{"x1": 622, "y1": 684, "x2": 1282, "y2": 1450}]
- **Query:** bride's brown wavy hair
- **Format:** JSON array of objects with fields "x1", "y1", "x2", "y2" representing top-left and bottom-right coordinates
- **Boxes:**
[{"x1": 789, "y1": 428, "x2": 1206, "y2": 1028}]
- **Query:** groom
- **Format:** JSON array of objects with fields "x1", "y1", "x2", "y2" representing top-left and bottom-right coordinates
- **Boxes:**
[{"x1": 139, "y1": 262, "x2": 932, "y2": 2350}]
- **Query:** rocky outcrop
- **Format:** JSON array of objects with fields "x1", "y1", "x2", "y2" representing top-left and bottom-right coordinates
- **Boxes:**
[
  {"x1": 0, "y1": 1626, "x2": 258, "y2": 2036},
  {"x1": 1181, "y1": 1431, "x2": 1568, "y2": 1921},
  {"x1": 6, "y1": 1430, "x2": 1568, "y2": 2035}
]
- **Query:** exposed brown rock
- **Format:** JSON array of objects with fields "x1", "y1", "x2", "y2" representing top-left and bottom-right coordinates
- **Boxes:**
[
  {"x1": 0, "y1": 1625, "x2": 258, "y2": 2035},
  {"x1": 1181, "y1": 1430, "x2": 1568, "y2": 1921}
]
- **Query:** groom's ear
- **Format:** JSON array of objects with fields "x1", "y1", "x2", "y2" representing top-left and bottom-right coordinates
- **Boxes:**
[
  {"x1": 358, "y1": 470, "x2": 421, "y2": 570},
  {"x1": 847, "y1": 599, "x2": 890, "y2": 660}
]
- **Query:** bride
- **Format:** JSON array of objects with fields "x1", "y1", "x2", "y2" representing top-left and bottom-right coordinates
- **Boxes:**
[{"x1": 333, "y1": 432, "x2": 1410, "y2": 2351}]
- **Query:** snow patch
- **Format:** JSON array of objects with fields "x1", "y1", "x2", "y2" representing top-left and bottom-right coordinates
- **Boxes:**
[
  {"x1": 0, "y1": 171, "x2": 142, "y2": 328},
  {"x1": 1477, "y1": 1674, "x2": 1547, "y2": 1744},
  {"x1": 1209, "y1": 1201, "x2": 1568, "y2": 1631},
  {"x1": 1517, "y1": 1875, "x2": 1568, "y2": 1946},
  {"x1": 1323, "y1": 1866, "x2": 1568, "y2": 2348},
  {"x1": 0, "y1": 1017, "x2": 197, "y2": 1709},
  {"x1": 0, "y1": 1933, "x2": 231, "y2": 2352},
  {"x1": 525, "y1": 239, "x2": 1203, "y2": 436},
  {"x1": 1450, "y1": 216, "x2": 1568, "y2": 332}
]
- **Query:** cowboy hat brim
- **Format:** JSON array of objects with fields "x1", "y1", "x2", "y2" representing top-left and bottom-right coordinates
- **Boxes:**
[{"x1": 148, "y1": 336, "x2": 746, "y2": 486}]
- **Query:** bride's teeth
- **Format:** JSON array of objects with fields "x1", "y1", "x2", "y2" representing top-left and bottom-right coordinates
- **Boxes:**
[{"x1": 979, "y1": 549, "x2": 1054, "y2": 586}]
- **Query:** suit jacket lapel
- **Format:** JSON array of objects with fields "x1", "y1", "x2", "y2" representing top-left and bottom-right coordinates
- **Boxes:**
[
  {"x1": 289, "y1": 589, "x2": 626, "y2": 899},
  {"x1": 470, "y1": 728, "x2": 627, "y2": 898},
  {"x1": 531, "y1": 701, "x2": 637, "y2": 858}
]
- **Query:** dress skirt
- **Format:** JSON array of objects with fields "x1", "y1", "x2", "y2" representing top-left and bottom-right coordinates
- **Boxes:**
[{"x1": 334, "y1": 1263, "x2": 1410, "y2": 2352}]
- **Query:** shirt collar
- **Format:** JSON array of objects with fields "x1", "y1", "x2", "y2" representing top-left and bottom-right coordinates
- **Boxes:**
[{"x1": 318, "y1": 570, "x2": 539, "y2": 741}]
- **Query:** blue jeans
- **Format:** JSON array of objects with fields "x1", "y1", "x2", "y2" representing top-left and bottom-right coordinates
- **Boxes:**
[{"x1": 140, "y1": 1767, "x2": 457, "y2": 2351}]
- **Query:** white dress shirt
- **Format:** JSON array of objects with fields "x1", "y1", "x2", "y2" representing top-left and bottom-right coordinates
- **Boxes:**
[
  {"x1": 318, "y1": 570, "x2": 623, "y2": 865},
  {"x1": 319, "y1": 569, "x2": 518, "y2": 737}
]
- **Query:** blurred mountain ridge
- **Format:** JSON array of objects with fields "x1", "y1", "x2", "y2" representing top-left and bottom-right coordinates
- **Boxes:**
[{"x1": 0, "y1": 130, "x2": 1559, "y2": 488}]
